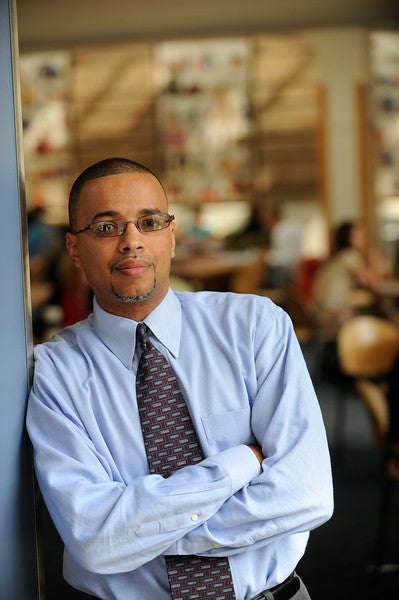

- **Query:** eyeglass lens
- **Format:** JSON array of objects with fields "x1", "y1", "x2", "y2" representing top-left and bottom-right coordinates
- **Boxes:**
[{"x1": 89, "y1": 213, "x2": 174, "y2": 237}]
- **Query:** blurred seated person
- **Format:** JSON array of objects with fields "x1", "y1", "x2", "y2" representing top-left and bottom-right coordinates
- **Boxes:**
[
  {"x1": 226, "y1": 203, "x2": 304, "y2": 296},
  {"x1": 224, "y1": 203, "x2": 271, "y2": 252},
  {"x1": 180, "y1": 205, "x2": 214, "y2": 256},
  {"x1": 225, "y1": 203, "x2": 271, "y2": 294},
  {"x1": 28, "y1": 205, "x2": 64, "y2": 341},
  {"x1": 263, "y1": 205, "x2": 304, "y2": 289},
  {"x1": 28, "y1": 205, "x2": 63, "y2": 279},
  {"x1": 57, "y1": 250, "x2": 93, "y2": 327},
  {"x1": 312, "y1": 219, "x2": 391, "y2": 336},
  {"x1": 188, "y1": 205, "x2": 212, "y2": 242}
]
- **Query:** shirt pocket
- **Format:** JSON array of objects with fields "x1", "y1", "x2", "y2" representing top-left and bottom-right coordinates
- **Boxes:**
[{"x1": 201, "y1": 406, "x2": 255, "y2": 454}]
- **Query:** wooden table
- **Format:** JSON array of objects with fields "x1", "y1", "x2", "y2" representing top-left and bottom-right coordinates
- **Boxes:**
[
  {"x1": 171, "y1": 250, "x2": 260, "y2": 291},
  {"x1": 375, "y1": 279, "x2": 399, "y2": 298}
]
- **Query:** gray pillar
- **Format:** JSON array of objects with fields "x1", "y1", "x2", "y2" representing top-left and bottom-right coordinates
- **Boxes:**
[{"x1": 0, "y1": 0, "x2": 39, "y2": 597}]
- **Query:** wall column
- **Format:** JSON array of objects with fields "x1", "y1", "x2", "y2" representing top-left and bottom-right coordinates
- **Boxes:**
[
  {"x1": 0, "y1": 0, "x2": 38, "y2": 597},
  {"x1": 312, "y1": 28, "x2": 370, "y2": 227}
]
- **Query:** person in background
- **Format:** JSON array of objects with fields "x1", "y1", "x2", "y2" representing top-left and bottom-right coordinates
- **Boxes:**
[
  {"x1": 26, "y1": 157, "x2": 333, "y2": 600},
  {"x1": 224, "y1": 203, "x2": 272, "y2": 295},
  {"x1": 56, "y1": 249, "x2": 93, "y2": 326},
  {"x1": 28, "y1": 205, "x2": 65, "y2": 341},
  {"x1": 312, "y1": 219, "x2": 391, "y2": 334},
  {"x1": 28, "y1": 205, "x2": 63, "y2": 270},
  {"x1": 263, "y1": 205, "x2": 304, "y2": 290},
  {"x1": 224, "y1": 203, "x2": 271, "y2": 252},
  {"x1": 187, "y1": 204, "x2": 213, "y2": 245}
]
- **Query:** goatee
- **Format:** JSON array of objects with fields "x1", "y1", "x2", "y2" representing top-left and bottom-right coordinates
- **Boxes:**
[{"x1": 111, "y1": 283, "x2": 156, "y2": 303}]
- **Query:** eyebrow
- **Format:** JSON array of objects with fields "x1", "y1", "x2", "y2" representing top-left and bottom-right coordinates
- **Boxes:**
[{"x1": 90, "y1": 208, "x2": 163, "y2": 222}]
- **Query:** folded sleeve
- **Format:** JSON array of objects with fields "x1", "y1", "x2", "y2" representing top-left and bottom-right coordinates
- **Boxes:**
[
  {"x1": 172, "y1": 309, "x2": 334, "y2": 556},
  {"x1": 27, "y1": 368, "x2": 260, "y2": 574}
]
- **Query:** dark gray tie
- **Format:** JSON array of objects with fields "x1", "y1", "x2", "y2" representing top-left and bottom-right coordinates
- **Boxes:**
[{"x1": 135, "y1": 323, "x2": 236, "y2": 600}]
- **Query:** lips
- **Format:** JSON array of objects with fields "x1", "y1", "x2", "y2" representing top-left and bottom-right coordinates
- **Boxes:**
[{"x1": 112, "y1": 257, "x2": 151, "y2": 277}]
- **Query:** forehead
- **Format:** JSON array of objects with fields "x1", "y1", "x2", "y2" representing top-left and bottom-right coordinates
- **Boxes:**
[{"x1": 78, "y1": 172, "x2": 167, "y2": 216}]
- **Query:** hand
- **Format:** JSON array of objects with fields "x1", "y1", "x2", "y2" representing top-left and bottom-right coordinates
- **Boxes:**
[{"x1": 248, "y1": 444, "x2": 264, "y2": 464}]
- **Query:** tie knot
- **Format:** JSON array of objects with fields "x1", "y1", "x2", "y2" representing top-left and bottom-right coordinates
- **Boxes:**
[{"x1": 136, "y1": 322, "x2": 151, "y2": 353}]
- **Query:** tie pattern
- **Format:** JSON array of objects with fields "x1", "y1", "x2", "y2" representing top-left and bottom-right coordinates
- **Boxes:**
[{"x1": 135, "y1": 323, "x2": 236, "y2": 600}]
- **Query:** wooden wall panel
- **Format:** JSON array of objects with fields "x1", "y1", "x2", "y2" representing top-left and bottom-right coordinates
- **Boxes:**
[
  {"x1": 71, "y1": 42, "x2": 158, "y2": 173},
  {"x1": 251, "y1": 33, "x2": 319, "y2": 198}
]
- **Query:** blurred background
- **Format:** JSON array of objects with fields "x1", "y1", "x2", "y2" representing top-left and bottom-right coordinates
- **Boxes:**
[{"x1": 15, "y1": 0, "x2": 399, "y2": 598}]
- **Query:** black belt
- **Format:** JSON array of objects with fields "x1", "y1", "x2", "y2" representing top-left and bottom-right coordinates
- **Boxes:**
[{"x1": 251, "y1": 572, "x2": 300, "y2": 600}]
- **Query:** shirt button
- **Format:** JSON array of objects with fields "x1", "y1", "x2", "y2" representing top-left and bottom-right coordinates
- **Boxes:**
[{"x1": 191, "y1": 513, "x2": 199, "y2": 522}]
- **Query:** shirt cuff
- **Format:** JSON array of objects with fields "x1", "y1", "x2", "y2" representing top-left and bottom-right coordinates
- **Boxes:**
[{"x1": 209, "y1": 444, "x2": 262, "y2": 494}]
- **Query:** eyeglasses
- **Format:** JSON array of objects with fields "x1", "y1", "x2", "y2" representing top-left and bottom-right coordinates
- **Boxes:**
[{"x1": 73, "y1": 213, "x2": 175, "y2": 238}]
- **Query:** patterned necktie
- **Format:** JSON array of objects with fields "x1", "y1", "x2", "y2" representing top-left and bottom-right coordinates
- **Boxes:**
[{"x1": 135, "y1": 323, "x2": 236, "y2": 600}]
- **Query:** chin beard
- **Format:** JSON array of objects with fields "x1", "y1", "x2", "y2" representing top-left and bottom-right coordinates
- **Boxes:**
[{"x1": 111, "y1": 281, "x2": 156, "y2": 303}]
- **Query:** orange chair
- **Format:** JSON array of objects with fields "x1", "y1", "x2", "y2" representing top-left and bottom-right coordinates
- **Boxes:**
[
  {"x1": 337, "y1": 315, "x2": 399, "y2": 570},
  {"x1": 337, "y1": 315, "x2": 399, "y2": 380}
]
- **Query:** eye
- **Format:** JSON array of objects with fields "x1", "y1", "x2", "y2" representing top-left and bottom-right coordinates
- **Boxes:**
[
  {"x1": 140, "y1": 216, "x2": 162, "y2": 230},
  {"x1": 92, "y1": 221, "x2": 120, "y2": 236}
]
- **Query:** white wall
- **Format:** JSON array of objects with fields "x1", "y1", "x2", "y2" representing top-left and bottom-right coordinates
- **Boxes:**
[{"x1": 312, "y1": 28, "x2": 371, "y2": 224}]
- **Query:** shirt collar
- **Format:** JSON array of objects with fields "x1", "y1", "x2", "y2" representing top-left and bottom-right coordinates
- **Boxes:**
[{"x1": 93, "y1": 289, "x2": 182, "y2": 369}]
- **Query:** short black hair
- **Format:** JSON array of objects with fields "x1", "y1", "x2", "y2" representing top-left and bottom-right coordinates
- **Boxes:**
[
  {"x1": 68, "y1": 158, "x2": 166, "y2": 231},
  {"x1": 334, "y1": 221, "x2": 354, "y2": 252}
]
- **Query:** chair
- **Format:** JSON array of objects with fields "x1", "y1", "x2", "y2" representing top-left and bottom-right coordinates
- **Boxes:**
[
  {"x1": 337, "y1": 315, "x2": 399, "y2": 379},
  {"x1": 337, "y1": 315, "x2": 399, "y2": 570}
]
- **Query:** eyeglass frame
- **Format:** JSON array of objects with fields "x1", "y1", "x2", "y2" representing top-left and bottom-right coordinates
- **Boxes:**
[{"x1": 72, "y1": 212, "x2": 175, "y2": 237}]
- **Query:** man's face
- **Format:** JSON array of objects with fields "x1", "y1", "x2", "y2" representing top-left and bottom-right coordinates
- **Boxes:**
[{"x1": 66, "y1": 172, "x2": 176, "y2": 320}]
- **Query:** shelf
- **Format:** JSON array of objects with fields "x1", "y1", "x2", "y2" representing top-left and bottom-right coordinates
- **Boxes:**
[{"x1": 155, "y1": 38, "x2": 253, "y2": 207}]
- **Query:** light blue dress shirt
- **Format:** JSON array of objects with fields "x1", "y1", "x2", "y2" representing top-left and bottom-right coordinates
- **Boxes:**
[{"x1": 27, "y1": 289, "x2": 333, "y2": 600}]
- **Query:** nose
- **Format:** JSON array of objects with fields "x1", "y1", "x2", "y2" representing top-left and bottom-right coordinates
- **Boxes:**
[{"x1": 117, "y1": 220, "x2": 143, "y2": 253}]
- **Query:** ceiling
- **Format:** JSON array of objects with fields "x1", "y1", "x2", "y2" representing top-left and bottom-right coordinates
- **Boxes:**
[{"x1": 16, "y1": 0, "x2": 399, "y2": 51}]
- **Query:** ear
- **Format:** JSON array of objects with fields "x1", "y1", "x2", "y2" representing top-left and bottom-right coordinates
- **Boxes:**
[
  {"x1": 65, "y1": 232, "x2": 82, "y2": 268},
  {"x1": 170, "y1": 221, "x2": 176, "y2": 259}
]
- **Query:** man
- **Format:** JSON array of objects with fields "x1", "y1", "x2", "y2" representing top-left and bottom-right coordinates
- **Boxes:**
[
  {"x1": 264, "y1": 205, "x2": 304, "y2": 289},
  {"x1": 27, "y1": 158, "x2": 333, "y2": 600}
]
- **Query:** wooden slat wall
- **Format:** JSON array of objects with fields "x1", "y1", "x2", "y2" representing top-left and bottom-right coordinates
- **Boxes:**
[
  {"x1": 22, "y1": 33, "x2": 321, "y2": 224},
  {"x1": 251, "y1": 34, "x2": 319, "y2": 198},
  {"x1": 71, "y1": 34, "x2": 319, "y2": 197},
  {"x1": 71, "y1": 42, "x2": 158, "y2": 174}
]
